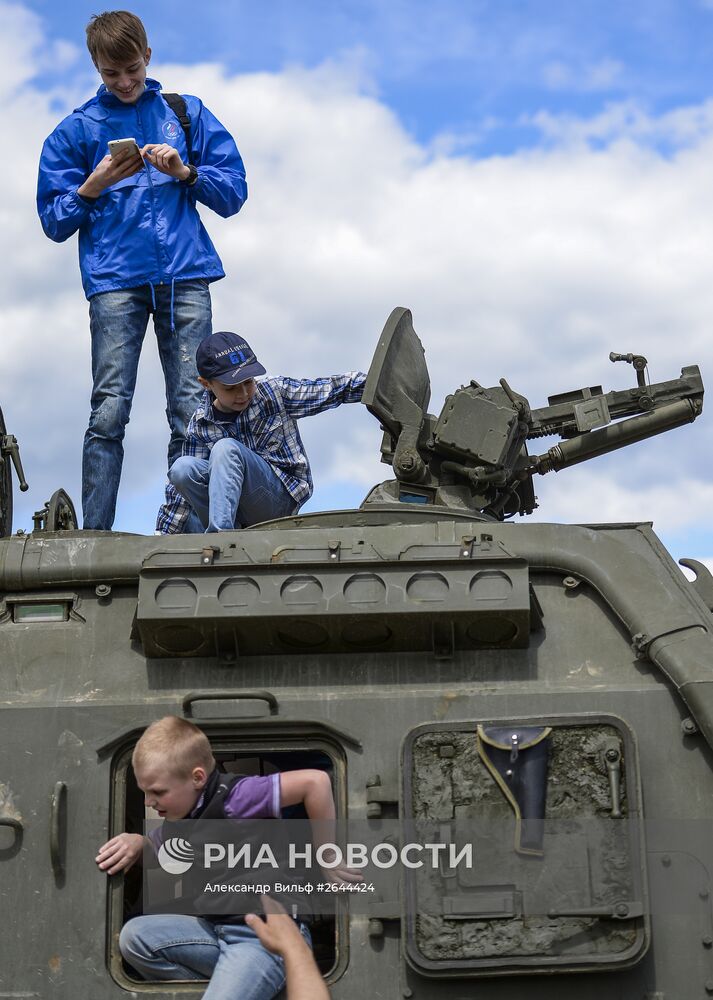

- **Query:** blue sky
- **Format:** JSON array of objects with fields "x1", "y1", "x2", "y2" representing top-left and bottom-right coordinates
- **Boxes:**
[
  {"x1": 3, "y1": 1, "x2": 713, "y2": 562},
  {"x1": 23, "y1": 0, "x2": 713, "y2": 153}
]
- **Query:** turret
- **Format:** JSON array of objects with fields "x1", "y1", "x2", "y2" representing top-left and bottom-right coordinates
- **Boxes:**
[{"x1": 361, "y1": 307, "x2": 704, "y2": 519}]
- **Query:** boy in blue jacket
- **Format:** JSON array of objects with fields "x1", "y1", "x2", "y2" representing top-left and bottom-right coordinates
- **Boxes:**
[{"x1": 37, "y1": 11, "x2": 247, "y2": 531}]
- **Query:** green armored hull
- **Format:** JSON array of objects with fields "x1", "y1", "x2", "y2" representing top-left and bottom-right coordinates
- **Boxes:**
[{"x1": 2, "y1": 309, "x2": 712, "y2": 998}]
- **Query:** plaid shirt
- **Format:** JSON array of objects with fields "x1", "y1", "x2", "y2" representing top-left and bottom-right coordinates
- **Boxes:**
[{"x1": 156, "y1": 371, "x2": 366, "y2": 533}]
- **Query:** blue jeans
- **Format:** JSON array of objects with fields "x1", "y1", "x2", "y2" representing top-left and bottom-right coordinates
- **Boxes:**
[
  {"x1": 119, "y1": 915, "x2": 311, "y2": 999},
  {"x1": 169, "y1": 438, "x2": 297, "y2": 532},
  {"x1": 83, "y1": 280, "x2": 212, "y2": 530}
]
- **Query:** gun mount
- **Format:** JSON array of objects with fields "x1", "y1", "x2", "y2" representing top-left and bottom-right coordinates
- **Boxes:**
[
  {"x1": 361, "y1": 307, "x2": 704, "y2": 519},
  {"x1": 0, "y1": 404, "x2": 78, "y2": 537}
]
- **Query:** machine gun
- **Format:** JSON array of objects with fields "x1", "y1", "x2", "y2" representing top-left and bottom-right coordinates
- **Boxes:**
[{"x1": 362, "y1": 307, "x2": 704, "y2": 520}]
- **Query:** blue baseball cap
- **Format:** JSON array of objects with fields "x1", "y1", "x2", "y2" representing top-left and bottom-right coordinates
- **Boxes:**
[{"x1": 196, "y1": 331, "x2": 266, "y2": 385}]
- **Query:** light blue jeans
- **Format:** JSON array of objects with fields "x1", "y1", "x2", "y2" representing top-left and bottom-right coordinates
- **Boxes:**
[
  {"x1": 169, "y1": 438, "x2": 297, "y2": 532},
  {"x1": 83, "y1": 280, "x2": 212, "y2": 530},
  {"x1": 119, "y1": 914, "x2": 311, "y2": 999}
]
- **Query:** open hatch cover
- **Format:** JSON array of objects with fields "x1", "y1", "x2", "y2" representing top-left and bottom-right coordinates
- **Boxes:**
[
  {"x1": 361, "y1": 307, "x2": 431, "y2": 444},
  {"x1": 402, "y1": 714, "x2": 649, "y2": 976}
]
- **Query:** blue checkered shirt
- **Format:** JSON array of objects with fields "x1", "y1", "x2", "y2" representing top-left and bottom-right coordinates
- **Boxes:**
[{"x1": 156, "y1": 371, "x2": 367, "y2": 533}]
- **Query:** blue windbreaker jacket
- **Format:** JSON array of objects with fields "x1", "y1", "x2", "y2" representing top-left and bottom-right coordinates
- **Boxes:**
[{"x1": 37, "y1": 78, "x2": 247, "y2": 299}]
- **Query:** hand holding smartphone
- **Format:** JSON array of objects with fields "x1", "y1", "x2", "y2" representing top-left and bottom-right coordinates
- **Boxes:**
[
  {"x1": 78, "y1": 138, "x2": 143, "y2": 198},
  {"x1": 108, "y1": 138, "x2": 141, "y2": 158}
]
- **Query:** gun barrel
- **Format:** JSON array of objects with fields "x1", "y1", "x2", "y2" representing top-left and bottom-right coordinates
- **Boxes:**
[
  {"x1": 535, "y1": 398, "x2": 700, "y2": 474},
  {"x1": 529, "y1": 364, "x2": 703, "y2": 438}
]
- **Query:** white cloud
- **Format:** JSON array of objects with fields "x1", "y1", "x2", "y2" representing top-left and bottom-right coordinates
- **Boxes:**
[
  {"x1": 0, "y1": 5, "x2": 82, "y2": 99},
  {"x1": 0, "y1": 2, "x2": 44, "y2": 95},
  {"x1": 533, "y1": 467, "x2": 713, "y2": 536},
  {"x1": 543, "y1": 58, "x2": 623, "y2": 93},
  {"x1": 3, "y1": 4, "x2": 713, "y2": 559},
  {"x1": 529, "y1": 98, "x2": 713, "y2": 149}
]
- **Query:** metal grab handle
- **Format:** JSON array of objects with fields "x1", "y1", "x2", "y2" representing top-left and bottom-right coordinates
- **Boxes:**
[
  {"x1": 605, "y1": 748, "x2": 622, "y2": 818},
  {"x1": 182, "y1": 691, "x2": 279, "y2": 716},
  {"x1": 50, "y1": 781, "x2": 66, "y2": 878},
  {"x1": 0, "y1": 814, "x2": 22, "y2": 850}
]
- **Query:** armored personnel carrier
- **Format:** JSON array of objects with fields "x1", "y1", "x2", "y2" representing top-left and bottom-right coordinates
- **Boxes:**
[{"x1": 1, "y1": 307, "x2": 711, "y2": 998}]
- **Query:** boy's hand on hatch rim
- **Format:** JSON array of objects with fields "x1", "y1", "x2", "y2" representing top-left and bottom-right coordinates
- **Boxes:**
[{"x1": 95, "y1": 832, "x2": 145, "y2": 874}]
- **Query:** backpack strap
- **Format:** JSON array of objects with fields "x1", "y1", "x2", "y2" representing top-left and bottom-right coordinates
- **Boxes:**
[{"x1": 162, "y1": 92, "x2": 193, "y2": 162}]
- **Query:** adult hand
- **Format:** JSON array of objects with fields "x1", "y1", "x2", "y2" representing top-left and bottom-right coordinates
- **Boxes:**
[
  {"x1": 245, "y1": 896, "x2": 305, "y2": 957},
  {"x1": 141, "y1": 143, "x2": 191, "y2": 181},
  {"x1": 78, "y1": 146, "x2": 144, "y2": 199},
  {"x1": 246, "y1": 897, "x2": 329, "y2": 1000},
  {"x1": 95, "y1": 832, "x2": 145, "y2": 874}
]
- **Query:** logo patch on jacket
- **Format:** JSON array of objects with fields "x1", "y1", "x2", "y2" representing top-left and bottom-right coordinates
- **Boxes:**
[{"x1": 162, "y1": 119, "x2": 181, "y2": 142}]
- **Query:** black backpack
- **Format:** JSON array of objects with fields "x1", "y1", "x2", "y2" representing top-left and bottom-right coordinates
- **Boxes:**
[{"x1": 162, "y1": 92, "x2": 193, "y2": 162}]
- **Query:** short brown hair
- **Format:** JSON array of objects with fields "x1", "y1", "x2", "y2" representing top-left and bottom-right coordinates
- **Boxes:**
[
  {"x1": 86, "y1": 11, "x2": 148, "y2": 65},
  {"x1": 132, "y1": 716, "x2": 215, "y2": 779}
]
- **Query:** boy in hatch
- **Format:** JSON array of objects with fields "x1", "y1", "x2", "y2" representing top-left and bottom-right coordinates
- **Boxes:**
[
  {"x1": 156, "y1": 332, "x2": 366, "y2": 533},
  {"x1": 96, "y1": 716, "x2": 355, "y2": 997}
]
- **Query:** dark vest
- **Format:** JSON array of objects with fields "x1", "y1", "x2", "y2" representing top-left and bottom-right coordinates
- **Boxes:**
[{"x1": 162, "y1": 769, "x2": 314, "y2": 923}]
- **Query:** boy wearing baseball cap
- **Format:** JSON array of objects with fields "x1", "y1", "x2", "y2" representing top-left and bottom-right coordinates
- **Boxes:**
[{"x1": 156, "y1": 332, "x2": 366, "y2": 533}]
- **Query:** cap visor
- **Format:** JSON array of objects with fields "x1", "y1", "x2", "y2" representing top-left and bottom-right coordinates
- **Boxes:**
[{"x1": 216, "y1": 361, "x2": 266, "y2": 385}]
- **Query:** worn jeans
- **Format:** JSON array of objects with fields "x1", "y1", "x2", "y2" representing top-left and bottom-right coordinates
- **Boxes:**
[
  {"x1": 83, "y1": 280, "x2": 212, "y2": 530},
  {"x1": 169, "y1": 438, "x2": 297, "y2": 532},
  {"x1": 119, "y1": 914, "x2": 311, "y2": 1000}
]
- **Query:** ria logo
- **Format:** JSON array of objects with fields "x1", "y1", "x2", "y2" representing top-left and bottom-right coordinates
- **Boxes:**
[{"x1": 158, "y1": 837, "x2": 195, "y2": 874}]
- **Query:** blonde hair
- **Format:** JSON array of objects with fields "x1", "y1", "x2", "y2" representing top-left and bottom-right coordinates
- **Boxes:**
[
  {"x1": 86, "y1": 11, "x2": 148, "y2": 65},
  {"x1": 132, "y1": 716, "x2": 215, "y2": 779}
]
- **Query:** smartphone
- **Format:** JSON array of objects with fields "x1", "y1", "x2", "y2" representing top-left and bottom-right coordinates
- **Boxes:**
[{"x1": 108, "y1": 138, "x2": 140, "y2": 158}]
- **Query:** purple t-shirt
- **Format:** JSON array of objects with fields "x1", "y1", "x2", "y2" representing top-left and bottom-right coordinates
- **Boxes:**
[
  {"x1": 149, "y1": 773, "x2": 280, "y2": 852},
  {"x1": 205, "y1": 774, "x2": 280, "y2": 819}
]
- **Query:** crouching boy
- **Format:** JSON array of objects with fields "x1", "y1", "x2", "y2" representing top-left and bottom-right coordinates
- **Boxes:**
[
  {"x1": 156, "y1": 331, "x2": 366, "y2": 533},
  {"x1": 96, "y1": 716, "x2": 354, "y2": 998}
]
